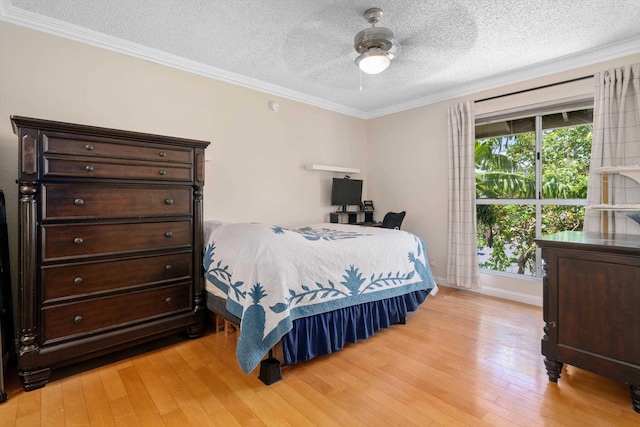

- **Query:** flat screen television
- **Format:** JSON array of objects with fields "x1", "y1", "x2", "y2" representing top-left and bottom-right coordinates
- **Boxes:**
[{"x1": 331, "y1": 177, "x2": 363, "y2": 212}]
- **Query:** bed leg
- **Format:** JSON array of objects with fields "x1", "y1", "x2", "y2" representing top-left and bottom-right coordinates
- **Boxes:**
[
  {"x1": 224, "y1": 320, "x2": 237, "y2": 335},
  {"x1": 398, "y1": 316, "x2": 407, "y2": 325},
  {"x1": 214, "y1": 315, "x2": 225, "y2": 333},
  {"x1": 258, "y1": 349, "x2": 282, "y2": 385},
  {"x1": 630, "y1": 385, "x2": 640, "y2": 413}
]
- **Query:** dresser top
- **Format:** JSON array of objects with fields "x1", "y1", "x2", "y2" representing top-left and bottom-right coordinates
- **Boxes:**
[
  {"x1": 535, "y1": 230, "x2": 640, "y2": 253},
  {"x1": 11, "y1": 116, "x2": 210, "y2": 149}
]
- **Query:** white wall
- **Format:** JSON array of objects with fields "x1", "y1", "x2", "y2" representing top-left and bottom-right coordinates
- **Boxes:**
[
  {"x1": 0, "y1": 22, "x2": 367, "y2": 296},
  {"x1": 367, "y1": 104, "x2": 449, "y2": 278},
  {"x1": 206, "y1": 98, "x2": 368, "y2": 226},
  {"x1": 367, "y1": 52, "x2": 640, "y2": 305}
]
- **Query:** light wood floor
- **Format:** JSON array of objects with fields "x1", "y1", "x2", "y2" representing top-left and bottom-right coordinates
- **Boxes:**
[{"x1": 1, "y1": 286, "x2": 638, "y2": 426}]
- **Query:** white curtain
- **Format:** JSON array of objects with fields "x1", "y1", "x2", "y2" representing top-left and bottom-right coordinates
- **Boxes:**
[
  {"x1": 446, "y1": 101, "x2": 479, "y2": 289},
  {"x1": 584, "y1": 63, "x2": 640, "y2": 234}
]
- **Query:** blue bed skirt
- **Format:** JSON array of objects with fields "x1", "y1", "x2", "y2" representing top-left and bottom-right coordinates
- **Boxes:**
[{"x1": 282, "y1": 289, "x2": 430, "y2": 365}]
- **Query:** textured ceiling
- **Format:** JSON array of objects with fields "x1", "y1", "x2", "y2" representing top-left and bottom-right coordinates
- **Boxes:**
[{"x1": 2, "y1": 0, "x2": 640, "y2": 118}]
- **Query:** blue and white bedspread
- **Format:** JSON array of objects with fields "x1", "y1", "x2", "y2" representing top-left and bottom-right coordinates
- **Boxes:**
[{"x1": 203, "y1": 221, "x2": 436, "y2": 373}]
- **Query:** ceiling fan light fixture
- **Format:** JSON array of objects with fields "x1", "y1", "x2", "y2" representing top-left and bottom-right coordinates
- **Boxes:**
[
  {"x1": 353, "y1": 8, "x2": 396, "y2": 75},
  {"x1": 355, "y1": 49, "x2": 392, "y2": 74}
]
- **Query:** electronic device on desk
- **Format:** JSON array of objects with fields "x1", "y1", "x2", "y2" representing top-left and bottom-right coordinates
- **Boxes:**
[
  {"x1": 360, "y1": 200, "x2": 374, "y2": 212},
  {"x1": 360, "y1": 200, "x2": 375, "y2": 223}
]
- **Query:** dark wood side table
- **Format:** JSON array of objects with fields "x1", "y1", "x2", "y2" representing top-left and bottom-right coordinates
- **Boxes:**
[{"x1": 535, "y1": 231, "x2": 640, "y2": 413}]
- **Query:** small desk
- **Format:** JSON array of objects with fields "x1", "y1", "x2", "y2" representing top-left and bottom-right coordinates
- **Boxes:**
[
  {"x1": 329, "y1": 211, "x2": 361, "y2": 224},
  {"x1": 330, "y1": 211, "x2": 375, "y2": 224}
]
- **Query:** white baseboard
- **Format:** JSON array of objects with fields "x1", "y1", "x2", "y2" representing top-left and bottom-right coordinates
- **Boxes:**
[{"x1": 434, "y1": 277, "x2": 543, "y2": 307}]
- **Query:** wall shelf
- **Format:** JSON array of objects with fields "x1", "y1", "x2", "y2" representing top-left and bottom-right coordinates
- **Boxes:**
[
  {"x1": 304, "y1": 164, "x2": 360, "y2": 174},
  {"x1": 594, "y1": 166, "x2": 640, "y2": 184},
  {"x1": 591, "y1": 166, "x2": 640, "y2": 233},
  {"x1": 588, "y1": 204, "x2": 640, "y2": 211}
]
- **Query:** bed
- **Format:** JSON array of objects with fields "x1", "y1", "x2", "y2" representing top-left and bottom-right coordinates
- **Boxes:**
[{"x1": 203, "y1": 221, "x2": 437, "y2": 381}]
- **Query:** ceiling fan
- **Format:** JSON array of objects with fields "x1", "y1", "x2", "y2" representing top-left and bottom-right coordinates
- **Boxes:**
[{"x1": 353, "y1": 7, "x2": 397, "y2": 75}]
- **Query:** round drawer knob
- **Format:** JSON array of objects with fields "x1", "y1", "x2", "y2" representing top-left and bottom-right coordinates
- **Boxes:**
[
  {"x1": 165, "y1": 264, "x2": 173, "y2": 271},
  {"x1": 73, "y1": 237, "x2": 84, "y2": 245},
  {"x1": 73, "y1": 276, "x2": 83, "y2": 285},
  {"x1": 74, "y1": 315, "x2": 83, "y2": 324},
  {"x1": 165, "y1": 297, "x2": 173, "y2": 304},
  {"x1": 159, "y1": 170, "x2": 167, "y2": 176},
  {"x1": 85, "y1": 165, "x2": 94, "y2": 172},
  {"x1": 159, "y1": 151, "x2": 166, "y2": 157},
  {"x1": 164, "y1": 231, "x2": 173, "y2": 238},
  {"x1": 164, "y1": 198, "x2": 174, "y2": 205},
  {"x1": 74, "y1": 198, "x2": 84, "y2": 206},
  {"x1": 85, "y1": 144, "x2": 94, "y2": 151}
]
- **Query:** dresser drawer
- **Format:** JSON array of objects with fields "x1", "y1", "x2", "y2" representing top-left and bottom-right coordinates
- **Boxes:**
[
  {"x1": 42, "y1": 283, "x2": 191, "y2": 342},
  {"x1": 43, "y1": 156, "x2": 192, "y2": 181},
  {"x1": 42, "y1": 251, "x2": 192, "y2": 301},
  {"x1": 43, "y1": 184, "x2": 192, "y2": 220},
  {"x1": 42, "y1": 220, "x2": 192, "y2": 261},
  {"x1": 43, "y1": 133, "x2": 192, "y2": 163}
]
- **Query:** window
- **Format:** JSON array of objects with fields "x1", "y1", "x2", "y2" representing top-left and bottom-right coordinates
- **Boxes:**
[{"x1": 475, "y1": 102, "x2": 593, "y2": 277}]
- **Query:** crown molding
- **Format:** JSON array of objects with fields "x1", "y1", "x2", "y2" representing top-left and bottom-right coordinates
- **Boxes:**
[{"x1": 364, "y1": 35, "x2": 640, "y2": 119}]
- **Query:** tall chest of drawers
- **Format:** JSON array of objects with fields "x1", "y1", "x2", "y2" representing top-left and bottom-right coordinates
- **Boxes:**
[{"x1": 11, "y1": 116, "x2": 210, "y2": 390}]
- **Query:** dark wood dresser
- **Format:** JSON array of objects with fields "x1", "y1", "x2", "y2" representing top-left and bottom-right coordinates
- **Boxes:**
[
  {"x1": 535, "y1": 231, "x2": 640, "y2": 413},
  {"x1": 11, "y1": 116, "x2": 209, "y2": 390}
]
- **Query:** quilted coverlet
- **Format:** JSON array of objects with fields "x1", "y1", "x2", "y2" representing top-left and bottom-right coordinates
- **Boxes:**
[{"x1": 203, "y1": 222, "x2": 436, "y2": 373}]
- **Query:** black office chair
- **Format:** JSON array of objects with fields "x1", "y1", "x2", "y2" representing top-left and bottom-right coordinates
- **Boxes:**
[{"x1": 381, "y1": 211, "x2": 406, "y2": 230}]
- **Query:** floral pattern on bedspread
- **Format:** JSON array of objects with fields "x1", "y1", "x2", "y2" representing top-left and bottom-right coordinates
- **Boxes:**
[{"x1": 203, "y1": 222, "x2": 435, "y2": 373}]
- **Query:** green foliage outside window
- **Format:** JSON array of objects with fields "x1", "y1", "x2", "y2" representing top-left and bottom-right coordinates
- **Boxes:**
[{"x1": 476, "y1": 125, "x2": 592, "y2": 275}]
